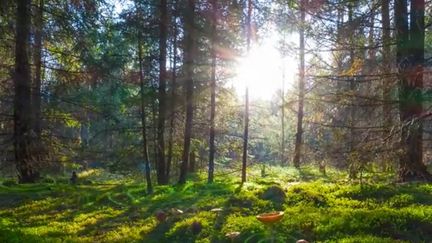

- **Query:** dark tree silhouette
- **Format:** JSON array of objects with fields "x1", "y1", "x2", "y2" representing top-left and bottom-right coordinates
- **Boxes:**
[
  {"x1": 179, "y1": 0, "x2": 196, "y2": 184},
  {"x1": 208, "y1": 0, "x2": 218, "y2": 184},
  {"x1": 396, "y1": 0, "x2": 432, "y2": 181},
  {"x1": 157, "y1": 0, "x2": 168, "y2": 185},
  {"x1": 14, "y1": 0, "x2": 38, "y2": 183}
]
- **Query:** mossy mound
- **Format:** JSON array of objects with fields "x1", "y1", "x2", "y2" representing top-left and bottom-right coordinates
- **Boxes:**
[{"x1": 259, "y1": 185, "x2": 286, "y2": 204}]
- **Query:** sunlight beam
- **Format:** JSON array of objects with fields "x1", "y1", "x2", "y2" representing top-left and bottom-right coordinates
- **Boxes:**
[{"x1": 234, "y1": 39, "x2": 296, "y2": 101}]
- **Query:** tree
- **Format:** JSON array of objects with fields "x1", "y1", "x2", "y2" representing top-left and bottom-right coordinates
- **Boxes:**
[
  {"x1": 293, "y1": 0, "x2": 306, "y2": 168},
  {"x1": 208, "y1": 0, "x2": 218, "y2": 184},
  {"x1": 32, "y1": 0, "x2": 43, "y2": 140},
  {"x1": 179, "y1": 0, "x2": 196, "y2": 184},
  {"x1": 134, "y1": 0, "x2": 153, "y2": 194},
  {"x1": 241, "y1": 0, "x2": 252, "y2": 183},
  {"x1": 382, "y1": 0, "x2": 392, "y2": 133},
  {"x1": 166, "y1": 0, "x2": 179, "y2": 180},
  {"x1": 157, "y1": 0, "x2": 168, "y2": 185},
  {"x1": 14, "y1": 0, "x2": 38, "y2": 183},
  {"x1": 138, "y1": 37, "x2": 153, "y2": 194},
  {"x1": 31, "y1": 0, "x2": 46, "y2": 168},
  {"x1": 396, "y1": 0, "x2": 432, "y2": 181},
  {"x1": 281, "y1": 48, "x2": 286, "y2": 166}
]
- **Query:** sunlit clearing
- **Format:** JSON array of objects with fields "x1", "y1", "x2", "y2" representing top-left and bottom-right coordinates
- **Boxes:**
[{"x1": 234, "y1": 41, "x2": 296, "y2": 100}]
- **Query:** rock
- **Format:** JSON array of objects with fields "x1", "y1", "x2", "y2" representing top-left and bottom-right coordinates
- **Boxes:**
[
  {"x1": 155, "y1": 209, "x2": 167, "y2": 222},
  {"x1": 191, "y1": 221, "x2": 202, "y2": 235}
]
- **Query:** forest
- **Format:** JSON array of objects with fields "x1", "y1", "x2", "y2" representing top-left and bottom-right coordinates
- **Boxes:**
[{"x1": 1, "y1": 0, "x2": 432, "y2": 242}]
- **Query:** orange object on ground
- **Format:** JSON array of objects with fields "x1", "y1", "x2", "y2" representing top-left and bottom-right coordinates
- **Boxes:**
[{"x1": 256, "y1": 211, "x2": 284, "y2": 223}]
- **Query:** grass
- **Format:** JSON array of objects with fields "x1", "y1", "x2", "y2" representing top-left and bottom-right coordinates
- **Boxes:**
[{"x1": 1, "y1": 166, "x2": 432, "y2": 242}]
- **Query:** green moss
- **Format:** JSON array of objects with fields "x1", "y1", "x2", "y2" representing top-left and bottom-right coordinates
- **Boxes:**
[
  {"x1": 328, "y1": 235, "x2": 407, "y2": 243},
  {"x1": 1, "y1": 167, "x2": 432, "y2": 242},
  {"x1": 165, "y1": 212, "x2": 216, "y2": 242},
  {"x1": 259, "y1": 185, "x2": 286, "y2": 206},
  {"x1": 221, "y1": 214, "x2": 266, "y2": 242}
]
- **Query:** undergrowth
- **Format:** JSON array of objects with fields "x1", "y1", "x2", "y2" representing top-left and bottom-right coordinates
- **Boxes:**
[{"x1": 0, "y1": 166, "x2": 431, "y2": 242}]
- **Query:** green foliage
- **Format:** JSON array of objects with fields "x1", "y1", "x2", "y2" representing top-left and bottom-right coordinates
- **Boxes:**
[
  {"x1": 54, "y1": 177, "x2": 70, "y2": 184},
  {"x1": 327, "y1": 235, "x2": 403, "y2": 243},
  {"x1": 286, "y1": 183, "x2": 330, "y2": 207},
  {"x1": 259, "y1": 185, "x2": 286, "y2": 210},
  {"x1": 221, "y1": 214, "x2": 266, "y2": 242},
  {"x1": 226, "y1": 191, "x2": 274, "y2": 215},
  {"x1": 1, "y1": 167, "x2": 432, "y2": 242},
  {"x1": 2, "y1": 179, "x2": 17, "y2": 187},
  {"x1": 165, "y1": 212, "x2": 216, "y2": 242},
  {"x1": 40, "y1": 177, "x2": 56, "y2": 184},
  {"x1": 78, "y1": 169, "x2": 131, "y2": 184}
]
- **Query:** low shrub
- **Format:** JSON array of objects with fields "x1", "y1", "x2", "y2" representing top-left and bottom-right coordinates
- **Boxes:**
[
  {"x1": 2, "y1": 179, "x2": 17, "y2": 187},
  {"x1": 41, "y1": 177, "x2": 55, "y2": 184}
]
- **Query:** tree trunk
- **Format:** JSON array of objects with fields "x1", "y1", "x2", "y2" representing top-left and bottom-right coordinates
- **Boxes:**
[
  {"x1": 31, "y1": 0, "x2": 45, "y2": 166},
  {"x1": 208, "y1": 0, "x2": 217, "y2": 183},
  {"x1": 152, "y1": 92, "x2": 158, "y2": 171},
  {"x1": 135, "y1": 0, "x2": 153, "y2": 194},
  {"x1": 396, "y1": 0, "x2": 432, "y2": 181},
  {"x1": 368, "y1": 1, "x2": 376, "y2": 62},
  {"x1": 241, "y1": 0, "x2": 252, "y2": 183},
  {"x1": 156, "y1": 0, "x2": 168, "y2": 185},
  {"x1": 347, "y1": 3, "x2": 357, "y2": 177},
  {"x1": 179, "y1": 0, "x2": 195, "y2": 184},
  {"x1": 281, "y1": 61, "x2": 286, "y2": 166},
  {"x1": 32, "y1": 0, "x2": 43, "y2": 139},
  {"x1": 189, "y1": 150, "x2": 196, "y2": 173},
  {"x1": 138, "y1": 37, "x2": 153, "y2": 194},
  {"x1": 381, "y1": 0, "x2": 392, "y2": 133},
  {"x1": 331, "y1": 5, "x2": 345, "y2": 166},
  {"x1": 166, "y1": 5, "x2": 178, "y2": 181},
  {"x1": 14, "y1": 0, "x2": 38, "y2": 183},
  {"x1": 293, "y1": 0, "x2": 305, "y2": 168}
]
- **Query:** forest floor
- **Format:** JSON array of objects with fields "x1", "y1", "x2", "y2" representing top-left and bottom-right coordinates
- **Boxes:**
[{"x1": 1, "y1": 166, "x2": 432, "y2": 243}]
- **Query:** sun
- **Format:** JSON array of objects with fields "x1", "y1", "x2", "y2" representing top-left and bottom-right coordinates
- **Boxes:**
[{"x1": 234, "y1": 40, "x2": 296, "y2": 101}]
